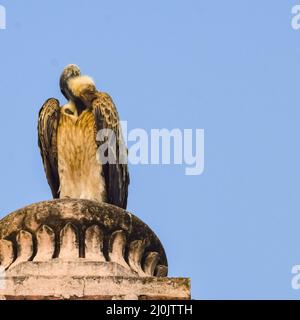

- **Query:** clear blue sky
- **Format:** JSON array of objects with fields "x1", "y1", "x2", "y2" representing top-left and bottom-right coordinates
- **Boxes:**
[{"x1": 1, "y1": 0, "x2": 300, "y2": 299}]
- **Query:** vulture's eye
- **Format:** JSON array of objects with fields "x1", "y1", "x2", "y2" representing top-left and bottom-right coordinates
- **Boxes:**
[{"x1": 65, "y1": 109, "x2": 74, "y2": 115}]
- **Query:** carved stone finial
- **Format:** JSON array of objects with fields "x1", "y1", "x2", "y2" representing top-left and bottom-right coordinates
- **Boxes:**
[
  {"x1": 0, "y1": 199, "x2": 191, "y2": 299},
  {"x1": 0, "y1": 199, "x2": 168, "y2": 276}
]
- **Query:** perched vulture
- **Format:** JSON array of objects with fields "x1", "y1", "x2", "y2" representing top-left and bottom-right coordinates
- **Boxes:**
[{"x1": 38, "y1": 64, "x2": 129, "y2": 209}]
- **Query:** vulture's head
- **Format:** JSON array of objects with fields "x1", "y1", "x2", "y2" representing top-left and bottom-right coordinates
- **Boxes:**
[
  {"x1": 60, "y1": 64, "x2": 81, "y2": 100},
  {"x1": 60, "y1": 64, "x2": 96, "y2": 104}
]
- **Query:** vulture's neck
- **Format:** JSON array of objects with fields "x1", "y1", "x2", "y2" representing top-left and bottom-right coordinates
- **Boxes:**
[{"x1": 74, "y1": 98, "x2": 86, "y2": 116}]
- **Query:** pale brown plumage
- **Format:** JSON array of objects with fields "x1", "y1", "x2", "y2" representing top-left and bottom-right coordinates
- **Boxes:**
[
  {"x1": 38, "y1": 70, "x2": 129, "y2": 209},
  {"x1": 57, "y1": 107, "x2": 107, "y2": 202}
]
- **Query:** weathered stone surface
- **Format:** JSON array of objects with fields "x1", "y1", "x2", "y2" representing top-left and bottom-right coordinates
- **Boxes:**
[
  {"x1": 9, "y1": 231, "x2": 33, "y2": 269},
  {"x1": 128, "y1": 240, "x2": 148, "y2": 277},
  {"x1": 6, "y1": 260, "x2": 137, "y2": 277},
  {"x1": 0, "y1": 199, "x2": 132, "y2": 238},
  {"x1": 34, "y1": 225, "x2": 55, "y2": 262},
  {"x1": 0, "y1": 240, "x2": 14, "y2": 269},
  {"x1": 85, "y1": 225, "x2": 105, "y2": 261},
  {"x1": 0, "y1": 199, "x2": 189, "y2": 300},
  {"x1": 155, "y1": 265, "x2": 168, "y2": 277},
  {"x1": 0, "y1": 199, "x2": 168, "y2": 277},
  {"x1": 108, "y1": 230, "x2": 129, "y2": 270},
  {"x1": 59, "y1": 223, "x2": 79, "y2": 259},
  {"x1": 144, "y1": 252, "x2": 160, "y2": 276},
  {"x1": 0, "y1": 272, "x2": 190, "y2": 300}
]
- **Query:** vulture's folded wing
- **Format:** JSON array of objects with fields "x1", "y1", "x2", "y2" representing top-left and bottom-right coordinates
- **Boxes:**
[
  {"x1": 38, "y1": 98, "x2": 61, "y2": 198},
  {"x1": 92, "y1": 92, "x2": 130, "y2": 209}
]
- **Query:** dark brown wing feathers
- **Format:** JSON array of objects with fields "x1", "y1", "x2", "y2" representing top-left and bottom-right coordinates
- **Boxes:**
[
  {"x1": 92, "y1": 92, "x2": 130, "y2": 209},
  {"x1": 38, "y1": 98, "x2": 61, "y2": 198}
]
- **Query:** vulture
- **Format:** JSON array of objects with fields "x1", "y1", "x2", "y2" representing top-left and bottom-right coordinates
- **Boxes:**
[{"x1": 38, "y1": 64, "x2": 129, "y2": 209}]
